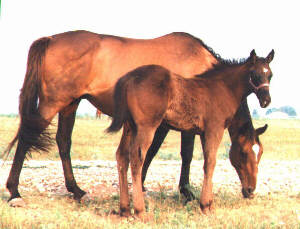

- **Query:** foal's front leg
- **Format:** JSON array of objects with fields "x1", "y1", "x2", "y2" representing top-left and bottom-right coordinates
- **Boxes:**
[{"x1": 199, "y1": 129, "x2": 224, "y2": 214}]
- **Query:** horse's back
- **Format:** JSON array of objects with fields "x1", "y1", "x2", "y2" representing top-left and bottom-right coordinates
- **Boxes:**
[
  {"x1": 44, "y1": 30, "x2": 217, "y2": 81},
  {"x1": 40, "y1": 30, "x2": 218, "y2": 115}
]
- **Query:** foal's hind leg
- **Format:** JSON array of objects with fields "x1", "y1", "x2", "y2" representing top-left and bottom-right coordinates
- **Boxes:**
[
  {"x1": 116, "y1": 123, "x2": 131, "y2": 217},
  {"x1": 179, "y1": 131, "x2": 196, "y2": 202},
  {"x1": 56, "y1": 105, "x2": 86, "y2": 200},
  {"x1": 130, "y1": 126, "x2": 157, "y2": 219},
  {"x1": 141, "y1": 125, "x2": 169, "y2": 191}
]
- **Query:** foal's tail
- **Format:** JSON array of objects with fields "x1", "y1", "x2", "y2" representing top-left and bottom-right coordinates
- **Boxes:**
[
  {"x1": 3, "y1": 37, "x2": 53, "y2": 157},
  {"x1": 106, "y1": 74, "x2": 133, "y2": 133}
]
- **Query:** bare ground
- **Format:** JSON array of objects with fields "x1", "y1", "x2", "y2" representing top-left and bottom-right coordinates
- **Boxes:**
[{"x1": 1, "y1": 159, "x2": 299, "y2": 200}]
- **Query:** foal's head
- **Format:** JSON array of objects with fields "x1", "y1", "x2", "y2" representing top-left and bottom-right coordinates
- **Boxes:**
[
  {"x1": 247, "y1": 49, "x2": 275, "y2": 108},
  {"x1": 229, "y1": 122, "x2": 268, "y2": 198}
]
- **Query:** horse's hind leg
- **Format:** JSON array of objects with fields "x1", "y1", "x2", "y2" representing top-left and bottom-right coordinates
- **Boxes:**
[
  {"x1": 179, "y1": 131, "x2": 196, "y2": 202},
  {"x1": 6, "y1": 103, "x2": 59, "y2": 205},
  {"x1": 141, "y1": 124, "x2": 169, "y2": 191},
  {"x1": 56, "y1": 104, "x2": 86, "y2": 200},
  {"x1": 6, "y1": 142, "x2": 30, "y2": 205}
]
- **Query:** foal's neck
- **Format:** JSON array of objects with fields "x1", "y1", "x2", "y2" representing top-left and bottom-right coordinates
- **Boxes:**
[{"x1": 219, "y1": 64, "x2": 251, "y2": 107}]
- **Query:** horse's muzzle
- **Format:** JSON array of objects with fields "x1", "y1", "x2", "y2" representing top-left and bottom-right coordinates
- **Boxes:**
[{"x1": 242, "y1": 187, "x2": 255, "y2": 199}]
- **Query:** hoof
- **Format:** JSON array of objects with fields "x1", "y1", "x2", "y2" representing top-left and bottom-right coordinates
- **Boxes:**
[
  {"x1": 200, "y1": 200, "x2": 214, "y2": 215},
  {"x1": 8, "y1": 198, "x2": 26, "y2": 208},
  {"x1": 80, "y1": 193, "x2": 93, "y2": 204},
  {"x1": 180, "y1": 186, "x2": 196, "y2": 203},
  {"x1": 142, "y1": 186, "x2": 148, "y2": 192}
]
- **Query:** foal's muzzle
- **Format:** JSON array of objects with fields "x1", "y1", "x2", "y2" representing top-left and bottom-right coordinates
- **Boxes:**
[
  {"x1": 249, "y1": 78, "x2": 271, "y2": 108},
  {"x1": 257, "y1": 89, "x2": 271, "y2": 108}
]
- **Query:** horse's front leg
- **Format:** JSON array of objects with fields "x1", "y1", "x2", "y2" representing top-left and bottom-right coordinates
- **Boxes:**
[
  {"x1": 179, "y1": 131, "x2": 196, "y2": 202},
  {"x1": 199, "y1": 129, "x2": 224, "y2": 214},
  {"x1": 56, "y1": 107, "x2": 87, "y2": 201},
  {"x1": 142, "y1": 124, "x2": 169, "y2": 191}
]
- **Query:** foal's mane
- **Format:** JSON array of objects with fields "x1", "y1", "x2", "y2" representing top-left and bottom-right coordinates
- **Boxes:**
[{"x1": 195, "y1": 58, "x2": 248, "y2": 79}]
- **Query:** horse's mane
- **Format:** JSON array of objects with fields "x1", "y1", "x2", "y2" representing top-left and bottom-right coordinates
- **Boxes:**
[{"x1": 171, "y1": 32, "x2": 250, "y2": 79}]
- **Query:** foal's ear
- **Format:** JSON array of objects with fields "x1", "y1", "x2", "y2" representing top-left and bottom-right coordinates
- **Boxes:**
[
  {"x1": 256, "y1": 124, "x2": 268, "y2": 136},
  {"x1": 248, "y1": 49, "x2": 257, "y2": 64},
  {"x1": 266, "y1": 49, "x2": 275, "y2": 63}
]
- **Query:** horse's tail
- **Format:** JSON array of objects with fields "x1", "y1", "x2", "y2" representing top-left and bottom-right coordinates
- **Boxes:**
[
  {"x1": 106, "y1": 74, "x2": 133, "y2": 133},
  {"x1": 3, "y1": 37, "x2": 53, "y2": 158}
]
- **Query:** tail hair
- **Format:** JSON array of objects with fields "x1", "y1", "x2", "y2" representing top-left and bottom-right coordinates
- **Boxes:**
[
  {"x1": 106, "y1": 74, "x2": 132, "y2": 133},
  {"x1": 2, "y1": 37, "x2": 53, "y2": 159}
]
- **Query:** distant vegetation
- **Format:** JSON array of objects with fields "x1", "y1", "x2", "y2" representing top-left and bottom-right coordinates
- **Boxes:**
[
  {"x1": 266, "y1": 106, "x2": 297, "y2": 117},
  {"x1": 0, "y1": 113, "x2": 18, "y2": 118},
  {"x1": 252, "y1": 105, "x2": 297, "y2": 119}
]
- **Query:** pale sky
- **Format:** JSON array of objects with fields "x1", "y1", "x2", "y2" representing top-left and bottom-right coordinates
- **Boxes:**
[{"x1": 0, "y1": 0, "x2": 299, "y2": 115}]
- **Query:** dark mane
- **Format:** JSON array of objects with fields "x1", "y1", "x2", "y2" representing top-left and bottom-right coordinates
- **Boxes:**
[
  {"x1": 194, "y1": 57, "x2": 248, "y2": 79},
  {"x1": 172, "y1": 32, "x2": 223, "y2": 61},
  {"x1": 171, "y1": 32, "x2": 249, "y2": 79}
]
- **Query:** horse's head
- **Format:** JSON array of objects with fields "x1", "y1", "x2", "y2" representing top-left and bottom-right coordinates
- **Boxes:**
[
  {"x1": 229, "y1": 122, "x2": 268, "y2": 199},
  {"x1": 247, "y1": 49, "x2": 274, "y2": 108}
]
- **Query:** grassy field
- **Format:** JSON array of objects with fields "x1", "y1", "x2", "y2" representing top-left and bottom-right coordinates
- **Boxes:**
[
  {"x1": 0, "y1": 116, "x2": 300, "y2": 228},
  {"x1": 1, "y1": 116, "x2": 300, "y2": 161}
]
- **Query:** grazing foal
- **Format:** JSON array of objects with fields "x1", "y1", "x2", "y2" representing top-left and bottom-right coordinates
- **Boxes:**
[{"x1": 108, "y1": 50, "x2": 274, "y2": 218}]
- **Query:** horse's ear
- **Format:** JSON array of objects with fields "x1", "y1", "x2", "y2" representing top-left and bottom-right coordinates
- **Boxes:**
[
  {"x1": 256, "y1": 124, "x2": 268, "y2": 136},
  {"x1": 266, "y1": 49, "x2": 274, "y2": 63},
  {"x1": 248, "y1": 49, "x2": 257, "y2": 64}
]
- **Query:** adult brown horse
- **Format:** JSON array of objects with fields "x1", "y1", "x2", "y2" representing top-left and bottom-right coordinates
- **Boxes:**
[
  {"x1": 4, "y1": 30, "x2": 272, "y2": 207},
  {"x1": 107, "y1": 51, "x2": 274, "y2": 217}
]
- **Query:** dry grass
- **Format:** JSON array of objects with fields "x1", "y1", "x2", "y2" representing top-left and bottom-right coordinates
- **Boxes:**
[
  {"x1": 1, "y1": 116, "x2": 300, "y2": 161},
  {"x1": 0, "y1": 189, "x2": 299, "y2": 228},
  {"x1": 1, "y1": 116, "x2": 300, "y2": 228}
]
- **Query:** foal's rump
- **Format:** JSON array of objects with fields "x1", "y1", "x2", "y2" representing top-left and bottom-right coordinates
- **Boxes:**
[{"x1": 107, "y1": 65, "x2": 172, "y2": 133}]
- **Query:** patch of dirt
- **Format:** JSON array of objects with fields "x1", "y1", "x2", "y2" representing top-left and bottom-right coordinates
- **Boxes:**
[{"x1": 1, "y1": 159, "x2": 299, "y2": 199}]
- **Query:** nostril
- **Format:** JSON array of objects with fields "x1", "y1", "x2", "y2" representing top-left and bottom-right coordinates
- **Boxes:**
[
  {"x1": 248, "y1": 188, "x2": 254, "y2": 194},
  {"x1": 242, "y1": 187, "x2": 255, "y2": 198}
]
